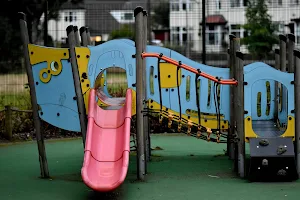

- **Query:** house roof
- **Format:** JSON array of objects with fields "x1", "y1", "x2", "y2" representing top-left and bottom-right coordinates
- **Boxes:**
[
  {"x1": 60, "y1": 1, "x2": 85, "y2": 10},
  {"x1": 291, "y1": 17, "x2": 300, "y2": 22},
  {"x1": 85, "y1": 0, "x2": 144, "y2": 36},
  {"x1": 84, "y1": 0, "x2": 162, "y2": 36},
  {"x1": 206, "y1": 15, "x2": 227, "y2": 25}
]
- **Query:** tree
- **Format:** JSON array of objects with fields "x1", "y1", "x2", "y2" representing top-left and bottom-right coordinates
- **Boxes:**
[
  {"x1": 152, "y1": 0, "x2": 169, "y2": 29},
  {"x1": 0, "y1": 0, "x2": 83, "y2": 73},
  {"x1": 242, "y1": 0, "x2": 278, "y2": 59}
]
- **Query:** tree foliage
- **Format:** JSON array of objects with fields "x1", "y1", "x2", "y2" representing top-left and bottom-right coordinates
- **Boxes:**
[
  {"x1": 109, "y1": 25, "x2": 134, "y2": 40},
  {"x1": 242, "y1": 0, "x2": 278, "y2": 59},
  {"x1": 152, "y1": 0, "x2": 169, "y2": 29},
  {"x1": 0, "y1": 0, "x2": 83, "y2": 73}
]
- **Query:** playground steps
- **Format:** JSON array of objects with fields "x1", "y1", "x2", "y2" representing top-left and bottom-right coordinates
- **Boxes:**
[
  {"x1": 248, "y1": 137, "x2": 298, "y2": 181},
  {"x1": 252, "y1": 120, "x2": 284, "y2": 137}
]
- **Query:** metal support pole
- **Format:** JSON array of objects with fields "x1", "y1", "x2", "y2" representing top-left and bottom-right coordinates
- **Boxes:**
[
  {"x1": 228, "y1": 34, "x2": 239, "y2": 161},
  {"x1": 86, "y1": 27, "x2": 92, "y2": 46},
  {"x1": 274, "y1": 48, "x2": 279, "y2": 119},
  {"x1": 18, "y1": 12, "x2": 49, "y2": 178},
  {"x1": 79, "y1": 26, "x2": 88, "y2": 47},
  {"x1": 43, "y1": 0, "x2": 48, "y2": 46},
  {"x1": 67, "y1": 25, "x2": 87, "y2": 147},
  {"x1": 74, "y1": 26, "x2": 81, "y2": 47},
  {"x1": 143, "y1": 10, "x2": 151, "y2": 164},
  {"x1": 235, "y1": 50, "x2": 245, "y2": 178},
  {"x1": 134, "y1": 6, "x2": 146, "y2": 180},
  {"x1": 147, "y1": 0, "x2": 151, "y2": 44},
  {"x1": 287, "y1": 34, "x2": 295, "y2": 73},
  {"x1": 294, "y1": 49, "x2": 300, "y2": 177},
  {"x1": 202, "y1": 0, "x2": 206, "y2": 64},
  {"x1": 185, "y1": 0, "x2": 190, "y2": 58}
]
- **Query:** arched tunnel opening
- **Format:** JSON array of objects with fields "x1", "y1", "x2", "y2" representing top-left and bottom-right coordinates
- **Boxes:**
[
  {"x1": 251, "y1": 80, "x2": 288, "y2": 138},
  {"x1": 94, "y1": 67, "x2": 128, "y2": 108}
]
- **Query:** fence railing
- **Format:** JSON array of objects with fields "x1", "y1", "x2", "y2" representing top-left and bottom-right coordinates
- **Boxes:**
[{"x1": 0, "y1": 106, "x2": 32, "y2": 140}]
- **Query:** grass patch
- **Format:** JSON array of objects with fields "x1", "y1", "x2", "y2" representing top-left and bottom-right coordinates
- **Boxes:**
[
  {"x1": 0, "y1": 73, "x2": 28, "y2": 94},
  {"x1": 0, "y1": 73, "x2": 30, "y2": 110},
  {"x1": 0, "y1": 92, "x2": 31, "y2": 110},
  {"x1": 105, "y1": 71, "x2": 128, "y2": 97},
  {"x1": 107, "y1": 83, "x2": 128, "y2": 97}
]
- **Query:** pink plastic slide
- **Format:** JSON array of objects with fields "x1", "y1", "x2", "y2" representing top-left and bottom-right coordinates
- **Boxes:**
[{"x1": 81, "y1": 88, "x2": 132, "y2": 192}]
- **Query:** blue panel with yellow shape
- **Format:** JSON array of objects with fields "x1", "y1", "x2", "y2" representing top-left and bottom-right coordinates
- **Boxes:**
[
  {"x1": 29, "y1": 44, "x2": 80, "y2": 132},
  {"x1": 146, "y1": 45, "x2": 172, "y2": 109},
  {"x1": 82, "y1": 39, "x2": 136, "y2": 113},
  {"x1": 244, "y1": 62, "x2": 294, "y2": 139},
  {"x1": 87, "y1": 40, "x2": 136, "y2": 89},
  {"x1": 250, "y1": 79, "x2": 275, "y2": 120}
]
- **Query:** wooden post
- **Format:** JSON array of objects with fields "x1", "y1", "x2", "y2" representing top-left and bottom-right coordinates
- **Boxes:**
[
  {"x1": 235, "y1": 50, "x2": 245, "y2": 178},
  {"x1": 228, "y1": 34, "x2": 239, "y2": 161},
  {"x1": 143, "y1": 10, "x2": 151, "y2": 165},
  {"x1": 4, "y1": 106, "x2": 12, "y2": 140},
  {"x1": 18, "y1": 12, "x2": 49, "y2": 178},
  {"x1": 274, "y1": 48, "x2": 279, "y2": 119},
  {"x1": 86, "y1": 27, "x2": 92, "y2": 45},
  {"x1": 287, "y1": 34, "x2": 295, "y2": 73},
  {"x1": 66, "y1": 25, "x2": 87, "y2": 147},
  {"x1": 294, "y1": 49, "x2": 300, "y2": 177},
  {"x1": 73, "y1": 26, "x2": 81, "y2": 47},
  {"x1": 279, "y1": 34, "x2": 287, "y2": 72},
  {"x1": 134, "y1": 6, "x2": 146, "y2": 180},
  {"x1": 79, "y1": 26, "x2": 88, "y2": 47},
  {"x1": 279, "y1": 35, "x2": 287, "y2": 118}
]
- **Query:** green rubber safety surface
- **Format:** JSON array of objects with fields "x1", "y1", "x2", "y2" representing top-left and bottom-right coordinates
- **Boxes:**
[{"x1": 0, "y1": 134, "x2": 299, "y2": 200}]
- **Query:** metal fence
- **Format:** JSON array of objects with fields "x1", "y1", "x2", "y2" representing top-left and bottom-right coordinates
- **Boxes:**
[{"x1": 1, "y1": 0, "x2": 300, "y2": 137}]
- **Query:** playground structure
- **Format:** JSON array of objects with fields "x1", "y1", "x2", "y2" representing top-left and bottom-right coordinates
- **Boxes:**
[{"x1": 18, "y1": 6, "x2": 300, "y2": 192}]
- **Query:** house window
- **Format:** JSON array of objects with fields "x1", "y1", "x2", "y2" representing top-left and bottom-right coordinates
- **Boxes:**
[
  {"x1": 171, "y1": 0, "x2": 193, "y2": 11},
  {"x1": 230, "y1": 24, "x2": 242, "y2": 38},
  {"x1": 182, "y1": 2, "x2": 187, "y2": 10},
  {"x1": 230, "y1": 0, "x2": 241, "y2": 7},
  {"x1": 296, "y1": 23, "x2": 300, "y2": 44},
  {"x1": 171, "y1": 26, "x2": 194, "y2": 46},
  {"x1": 206, "y1": 25, "x2": 219, "y2": 45},
  {"x1": 230, "y1": 0, "x2": 247, "y2": 7},
  {"x1": 171, "y1": 0, "x2": 180, "y2": 11},
  {"x1": 124, "y1": 13, "x2": 133, "y2": 20},
  {"x1": 64, "y1": 12, "x2": 68, "y2": 22},
  {"x1": 189, "y1": 2, "x2": 194, "y2": 10},
  {"x1": 183, "y1": 27, "x2": 193, "y2": 41},
  {"x1": 216, "y1": 0, "x2": 221, "y2": 10},
  {"x1": 69, "y1": 12, "x2": 73, "y2": 22},
  {"x1": 290, "y1": 0, "x2": 299, "y2": 5},
  {"x1": 64, "y1": 12, "x2": 76, "y2": 22},
  {"x1": 207, "y1": 32, "x2": 218, "y2": 45},
  {"x1": 274, "y1": 22, "x2": 285, "y2": 34},
  {"x1": 268, "y1": 0, "x2": 283, "y2": 6},
  {"x1": 171, "y1": 26, "x2": 180, "y2": 45}
]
